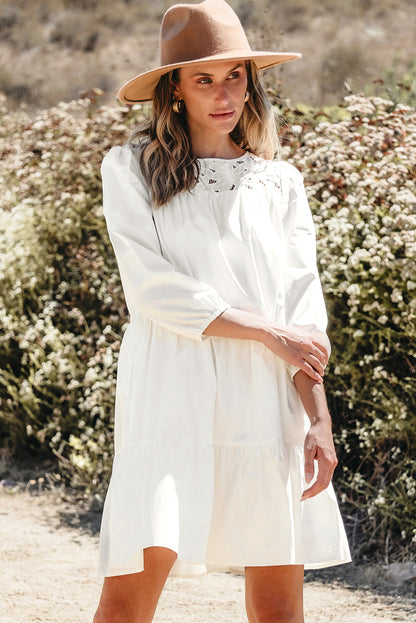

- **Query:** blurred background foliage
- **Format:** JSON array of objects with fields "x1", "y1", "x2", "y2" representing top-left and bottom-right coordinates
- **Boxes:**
[
  {"x1": 0, "y1": 0, "x2": 416, "y2": 109},
  {"x1": 0, "y1": 0, "x2": 415, "y2": 566}
]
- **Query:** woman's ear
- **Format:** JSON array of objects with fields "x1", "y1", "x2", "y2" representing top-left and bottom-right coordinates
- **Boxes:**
[{"x1": 171, "y1": 82, "x2": 181, "y2": 100}]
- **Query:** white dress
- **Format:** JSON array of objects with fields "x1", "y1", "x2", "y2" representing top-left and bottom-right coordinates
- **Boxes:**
[{"x1": 98, "y1": 143, "x2": 351, "y2": 578}]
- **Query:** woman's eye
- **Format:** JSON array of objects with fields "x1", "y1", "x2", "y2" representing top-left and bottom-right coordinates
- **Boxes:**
[
  {"x1": 228, "y1": 72, "x2": 241, "y2": 80},
  {"x1": 198, "y1": 77, "x2": 212, "y2": 84}
]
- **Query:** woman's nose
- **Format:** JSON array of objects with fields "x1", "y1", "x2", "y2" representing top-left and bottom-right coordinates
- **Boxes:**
[{"x1": 214, "y1": 83, "x2": 230, "y2": 103}]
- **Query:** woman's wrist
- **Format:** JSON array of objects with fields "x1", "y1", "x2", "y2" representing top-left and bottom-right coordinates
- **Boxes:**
[
  {"x1": 293, "y1": 371, "x2": 332, "y2": 425},
  {"x1": 203, "y1": 307, "x2": 274, "y2": 342},
  {"x1": 258, "y1": 323, "x2": 288, "y2": 348}
]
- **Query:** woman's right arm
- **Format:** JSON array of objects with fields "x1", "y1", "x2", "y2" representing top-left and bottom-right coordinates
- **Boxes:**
[
  {"x1": 203, "y1": 307, "x2": 328, "y2": 383},
  {"x1": 102, "y1": 145, "x2": 230, "y2": 342}
]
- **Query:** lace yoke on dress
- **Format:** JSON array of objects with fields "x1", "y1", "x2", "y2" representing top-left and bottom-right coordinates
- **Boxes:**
[{"x1": 196, "y1": 153, "x2": 282, "y2": 193}]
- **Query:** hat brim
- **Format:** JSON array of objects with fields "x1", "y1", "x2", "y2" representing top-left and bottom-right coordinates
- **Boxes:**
[{"x1": 118, "y1": 50, "x2": 301, "y2": 103}]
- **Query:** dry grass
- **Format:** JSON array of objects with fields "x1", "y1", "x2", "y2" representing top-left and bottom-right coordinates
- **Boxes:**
[{"x1": 1, "y1": 0, "x2": 415, "y2": 109}]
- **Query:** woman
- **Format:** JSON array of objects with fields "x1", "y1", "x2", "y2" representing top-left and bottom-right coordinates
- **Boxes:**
[{"x1": 94, "y1": 1, "x2": 351, "y2": 621}]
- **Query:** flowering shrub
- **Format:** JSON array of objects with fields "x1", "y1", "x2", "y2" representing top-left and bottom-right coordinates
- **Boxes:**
[
  {"x1": 0, "y1": 92, "x2": 415, "y2": 559},
  {"x1": 0, "y1": 92, "x2": 137, "y2": 493},
  {"x1": 282, "y1": 95, "x2": 416, "y2": 561}
]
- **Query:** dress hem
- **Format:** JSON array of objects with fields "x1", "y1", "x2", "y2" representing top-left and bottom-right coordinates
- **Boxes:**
[{"x1": 99, "y1": 555, "x2": 352, "y2": 579}]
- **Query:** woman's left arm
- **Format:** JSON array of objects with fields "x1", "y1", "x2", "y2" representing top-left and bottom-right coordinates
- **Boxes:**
[{"x1": 293, "y1": 370, "x2": 338, "y2": 501}]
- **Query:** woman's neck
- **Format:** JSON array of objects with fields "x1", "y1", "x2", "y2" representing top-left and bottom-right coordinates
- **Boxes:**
[{"x1": 190, "y1": 133, "x2": 245, "y2": 160}]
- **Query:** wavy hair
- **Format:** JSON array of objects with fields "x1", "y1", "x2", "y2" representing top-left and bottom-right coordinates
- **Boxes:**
[{"x1": 130, "y1": 61, "x2": 279, "y2": 207}]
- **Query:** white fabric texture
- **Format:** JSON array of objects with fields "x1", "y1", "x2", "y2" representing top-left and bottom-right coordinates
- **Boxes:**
[{"x1": 98, "y1": 144, "x2": 351, "y2": 578}]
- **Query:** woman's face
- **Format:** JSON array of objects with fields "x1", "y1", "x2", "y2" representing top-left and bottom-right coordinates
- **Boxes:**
[{"x1": 172, "y1": 60, "x2": 248, "y2": 143}]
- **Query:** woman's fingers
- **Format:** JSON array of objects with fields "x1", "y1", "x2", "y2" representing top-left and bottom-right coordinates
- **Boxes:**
[
  {"x1": 301, "y1": 455, "x2": 335, "y2": 499},
  {"x1": 299, "y1": 360, "x2": 324, "y2": 383},
  {"x1": 303, "y1": 445, "x2": 316, "y2": 484},
  {"x1": 295, "y1": 349, "x2": 326, "y2": 380},
  {"x1": 291, "y1": 331, "x2": 329, "y2": 368},
  {"x1": 306, "y1": 353, "x2": 326, "y2": 376},
  {"x1": 309, "y1": 340, "x2": 329, "y2": 367},
  {"x1": 301, "y1": 425, "x2": 338, "y2": 501},
  {"x1": 311, "y1": 338, "x2": 330, "y2": 363},
  {"x1": 301, "y1": 479, "x2": 329, "y2": 500}
]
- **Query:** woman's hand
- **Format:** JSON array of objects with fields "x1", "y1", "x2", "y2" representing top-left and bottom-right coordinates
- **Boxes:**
[
  {"x1": 260, "y1": 325, "x2": 329, "y2": 383},
  {"x1": 301, "y1": 419, "x2": 338, "y2": 500},
  {"x1": 293, "y1": 371, "x2": 338, "y2": 501},
  {"x1": 203, "y1": 308, "x2": 329, "y2": 383}
]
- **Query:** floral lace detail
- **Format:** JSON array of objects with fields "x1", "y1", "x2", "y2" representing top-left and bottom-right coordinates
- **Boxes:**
[{"x1": 196, "y1": 153, "x2": 282, "y2": 193}]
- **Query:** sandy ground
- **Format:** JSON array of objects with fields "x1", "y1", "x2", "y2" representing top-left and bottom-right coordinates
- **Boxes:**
[{"x1": 0, "y1": 488, "x2": 415, "y2": 623}]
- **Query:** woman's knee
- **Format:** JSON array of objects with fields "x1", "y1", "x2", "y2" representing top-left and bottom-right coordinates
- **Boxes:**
[
  {"x1": 247, "y1": 600, "x2": 302, "y2": 623},
  {"x1": 245, "y1": 565, "x2": 304, "y2": 623},
  {"x1": 93, "y1": 598, "x2": 129, "y2": 623},
  {"x1": 93, "y1": 548, "x2": 176, "y2": 623},
  {"x1": 93, "y1": 595, "x2": 157, "y2": 623}
]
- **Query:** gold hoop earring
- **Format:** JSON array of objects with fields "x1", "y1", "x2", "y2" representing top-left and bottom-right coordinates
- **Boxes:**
[
  {"x1": 172, "y1": 99, "x2": 185, "y2": 113},
  {"x1": 244, "y1": 91, "x2": 249, "y2": 103}
]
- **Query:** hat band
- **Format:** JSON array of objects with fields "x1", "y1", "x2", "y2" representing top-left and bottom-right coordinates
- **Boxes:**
[{"x1": 161, "y1": 45, "x2": 253, "y2": 66}]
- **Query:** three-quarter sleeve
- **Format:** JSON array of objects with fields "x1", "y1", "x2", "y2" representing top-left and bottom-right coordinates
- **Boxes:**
[
  {"x1": 281, "y1": 164, "x2": 331, "y2": 378},
  {"x1": 101, "y1": 144, "x2": 230, "y2": 341}
]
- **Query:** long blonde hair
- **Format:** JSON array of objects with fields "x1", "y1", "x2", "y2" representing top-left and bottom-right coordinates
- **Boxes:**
[{"x1": 130, "y1": 61, "x2": 279, "y2": 207}]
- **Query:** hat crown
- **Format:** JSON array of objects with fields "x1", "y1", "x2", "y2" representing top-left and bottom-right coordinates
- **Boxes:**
[{"x1": 160, "y1": 0, "x2": 251, "y2": 66}]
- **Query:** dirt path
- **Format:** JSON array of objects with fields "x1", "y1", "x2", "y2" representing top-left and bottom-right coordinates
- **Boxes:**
[{"x1": 0, "y1": 489, "x2": 414, "y2": 623}]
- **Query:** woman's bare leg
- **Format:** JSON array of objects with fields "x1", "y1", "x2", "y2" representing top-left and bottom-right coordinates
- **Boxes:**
[
  {"x1": 245, "y1": 564, "x2": 304, "y2": 623},
  {"x1": 93, "y1": 546, "x2": 177, "y2": 623}
]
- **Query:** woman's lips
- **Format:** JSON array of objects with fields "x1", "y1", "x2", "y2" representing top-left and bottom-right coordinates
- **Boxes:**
[{"x1": 210, "y1": 111, "x2": 235, "y2": 120}]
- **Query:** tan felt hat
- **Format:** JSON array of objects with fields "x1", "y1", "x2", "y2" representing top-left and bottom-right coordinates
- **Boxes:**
[{"x1": 118, "y1": 0, "x2": 301, "y2": 103}]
